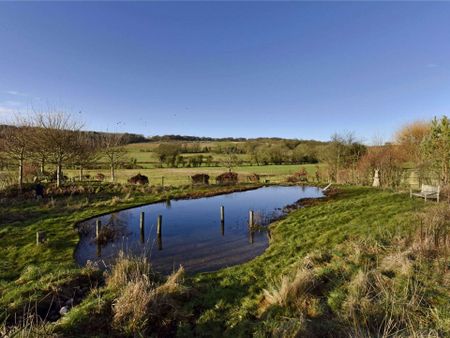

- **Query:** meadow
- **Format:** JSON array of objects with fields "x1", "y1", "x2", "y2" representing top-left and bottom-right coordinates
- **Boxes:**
[{"x1": 65, "y1": 164, "x2": 322, "y2": 186}]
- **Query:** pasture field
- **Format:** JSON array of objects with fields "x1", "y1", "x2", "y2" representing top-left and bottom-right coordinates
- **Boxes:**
[
  {"x1": 65, "y1": 164, "x2": 323, "y2": 186},
  {"x1": 97, "y1": 141, "x2": 252, "y2": 166}
]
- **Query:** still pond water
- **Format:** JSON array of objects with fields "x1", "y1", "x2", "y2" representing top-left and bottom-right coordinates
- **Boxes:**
[{"x1": 75, "y1": 186, "x2": 323, "y2": 274}]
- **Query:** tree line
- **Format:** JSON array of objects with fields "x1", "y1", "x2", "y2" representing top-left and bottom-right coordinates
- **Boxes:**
[
  {"x1": 0, "y1": 112, "x2": 129, "y2": 192},
  {"x1": 153, "y1": 140, "x2": 329, "y2": 168},
  {"x1": 324, "y1": 116, "x2": 449, "y2": 187}
]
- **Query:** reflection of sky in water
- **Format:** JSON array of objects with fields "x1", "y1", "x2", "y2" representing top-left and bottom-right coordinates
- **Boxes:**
[{"x1": 75, "y1": 186, "x2": 324, "y2": 274}]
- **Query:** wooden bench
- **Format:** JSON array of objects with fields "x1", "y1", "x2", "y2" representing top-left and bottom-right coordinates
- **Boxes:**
[{"x1": 410, "y1": 184, "x2": 440, "y2": 202}]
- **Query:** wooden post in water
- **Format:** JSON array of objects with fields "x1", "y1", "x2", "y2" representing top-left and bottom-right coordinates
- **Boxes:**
[
  {"x1": 140, "y1": 212, "x2": 145, "y2": 243},
  {"x1": 249, "y1": 210, "x2": 254, "y2": 229},
  {"x1": 96, "y1": 243, "x2": 101, "y2": 257},
  {"x1": 157, "y1": 236, "x2": 163, "y2": 250},
  {"x1": 157, "y1": 215, "x2": 162, "y2": 237},
  {"x1": 96, "y1": 219, "x2": 101, "y2": 240},
  {"x1": 249, "y1": 231, "x2": 254, "y2": 244},
  {"x1": 220, "y1": 205, "x2": 225, "y2": 236},
  {"x1": 220, "y1": 206, "x2": 225, "y2": 223}
]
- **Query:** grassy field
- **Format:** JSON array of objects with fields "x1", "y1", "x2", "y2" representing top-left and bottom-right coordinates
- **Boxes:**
[
  {"x1": 65, "y1": 164, "x2": 323, "y2": 186},
  {"x1": 91, "y1": 141, "x2": 252, "y2": 167},
  {"x1": 120, "y1": 141, "x2": 252, "y2": 166},
  {"x1": 1, "y1": 183, "x2": 448, "y2": 336}
]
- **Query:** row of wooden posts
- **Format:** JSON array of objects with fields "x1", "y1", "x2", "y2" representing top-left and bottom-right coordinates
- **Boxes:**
[
  {"x1": 93, "y1": 206, "x2": 255, "y2": 239},
  {"x1": 36, "y1": 206, "x2": 257, "y2": 246}
]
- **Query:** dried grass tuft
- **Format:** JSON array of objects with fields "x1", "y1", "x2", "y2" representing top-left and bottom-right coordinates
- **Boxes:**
[
  {"x1": 261, "y1": 268, "x2": 317, "y2": 313},
  {"x1": 107, "y1": 253, "x2": 187, "y2": 336}
]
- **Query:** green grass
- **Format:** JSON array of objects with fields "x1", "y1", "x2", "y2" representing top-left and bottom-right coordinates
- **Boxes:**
[
  {"x1": 1, "y1": 184, "x2": 447, "y2": 336},
  {"x1": 179, "y1": 186, "x2": 432, "y2": 336},
  {"x1": 94, "y1": 141, "x2": 251, "y2": 166},
  {"x1": 0, "y1": 183, "x2": 261, "y2": 318},
  {"x1": 64, "y1": 164, "x2": 322, "y2": 186}
]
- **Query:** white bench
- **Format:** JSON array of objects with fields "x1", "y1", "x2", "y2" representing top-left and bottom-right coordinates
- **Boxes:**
[{"x1": 410, "y1": 184, "x2": 440, "y2": 202}]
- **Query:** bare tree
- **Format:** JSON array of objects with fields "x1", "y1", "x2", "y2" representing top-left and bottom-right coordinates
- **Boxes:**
[
  {"x1": 73, "y1": 133, "x2": 101, "y2": 181},
  {"x1": 221, "y1": 143, "x2": 240, "y2": 172},
  {"x1": 101, "y1": 133, "x2": 127, "y2": 182},
  {"x1": 320, "y1": 132, "x2": 366, "y2": 183},
  {"x1": 0, "y1": 116, "x2": 32, "y2": 193},
  {"x1": 33, "y1": 112, "x2": 83, "y2": 187}
]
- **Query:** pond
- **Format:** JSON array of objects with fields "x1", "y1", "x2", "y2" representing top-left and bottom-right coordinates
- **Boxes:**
[{"x1": 74, "y1": 186, "x2": 324, "y2": 274}]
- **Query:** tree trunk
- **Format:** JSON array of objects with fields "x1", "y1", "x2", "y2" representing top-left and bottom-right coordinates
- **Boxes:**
[
  {"x1": 443, "y1": 162, "x2": 449, "y2": 184},
  {"x1": 56, "y1": 160, "x2": 62, "y2": 188},
  {"x1": 79, "y1": 166, "x2": 83, "y2": 181},
  {"x1": 18, "y1": 155, "x2": 24, "y2": 194},
  {"x1": 40, "y1": 157, "x2": 45, "y2": 175},
  {"x1": 110, "y1": 163, "x2": 115, "y2": 183}
]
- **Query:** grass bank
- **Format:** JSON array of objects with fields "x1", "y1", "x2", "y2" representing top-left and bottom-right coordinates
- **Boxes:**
[
  {"x1": 180, "y1": 187, "x2": 449, "y2": 336},
  {"x1": 1, "y1": 185, "x2": 448, "y2": 337},
  {"x1": 0, "y1": 182, "x2": 261, "y2": 324}
]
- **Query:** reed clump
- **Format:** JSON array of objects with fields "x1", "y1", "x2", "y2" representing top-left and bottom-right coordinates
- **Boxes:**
[{"x1": 107, "y1": 252, "x2": 188, "y2": 336}]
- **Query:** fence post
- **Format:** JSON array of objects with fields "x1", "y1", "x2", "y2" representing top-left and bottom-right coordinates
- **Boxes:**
[{"x1": 36, "y1": 231, "x2": 46, "y2": 245}]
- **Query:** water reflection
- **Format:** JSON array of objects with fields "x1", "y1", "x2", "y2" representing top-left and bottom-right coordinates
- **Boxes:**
[{"x1": 75, "y1": 186, "x2": 324, "y2": 274}]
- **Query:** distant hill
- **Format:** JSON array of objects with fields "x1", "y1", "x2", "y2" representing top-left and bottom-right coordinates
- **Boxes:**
[
  {"x1": 146, "y1": 134, "x2": 327, "y2": 145},
  {"x1": 0, "y1": 124, "x2": 147, "y2": 145},
  {"x1": 1, "y1": 124, "x2": 327, "y2": 146}
]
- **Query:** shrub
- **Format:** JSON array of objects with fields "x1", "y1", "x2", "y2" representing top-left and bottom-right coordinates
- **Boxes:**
[
  {"x1": 246, "y1": 173, "x2": 260, "y2": 183},
  {"x1": 215, "y1": 172, "x2": 238, "y2": 185},
  {"x1": 191, "y1": 174, "x2": 209, "y2": 185},
  {"x1": 357, "y1": 145, "x2": 407, "y2": 188},
  {"x1": 96, "y1": 173, "x2": 106, "y2": 181},
  {"x1": 286, "y1": 168, "x2": 309, "y2": 183},
  {"x1": 413, "y1": 203, "x2": 450, "y2": 257},
  {"x1": 127, "y1": 173, "x2": 149, "y2": 185}
]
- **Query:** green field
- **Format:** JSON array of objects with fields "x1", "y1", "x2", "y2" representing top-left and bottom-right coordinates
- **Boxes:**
[
  {"x1": 94, "y1": 141, "x2": 253, "y2": 167},
  {"x1": 65, "y1": 164, "x2": 323, "y2": 186}
]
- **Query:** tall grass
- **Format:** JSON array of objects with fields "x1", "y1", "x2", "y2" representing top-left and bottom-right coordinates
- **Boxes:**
[
  {"x1": 108, "y1": 252, "x2": 187, "y2": 337},
  {"x1": 258, "y1": 203, "x2": 450, "y2": 337}
]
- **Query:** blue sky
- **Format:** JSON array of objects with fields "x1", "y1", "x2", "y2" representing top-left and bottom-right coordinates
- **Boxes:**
[{"x1": 0, "y1": 2, "x2": 449, "y2": 142}]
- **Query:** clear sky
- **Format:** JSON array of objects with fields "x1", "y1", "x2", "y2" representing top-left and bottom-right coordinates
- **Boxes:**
[{"x1": 0, "y1": 2, "x2": 449, "y2": 142}]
